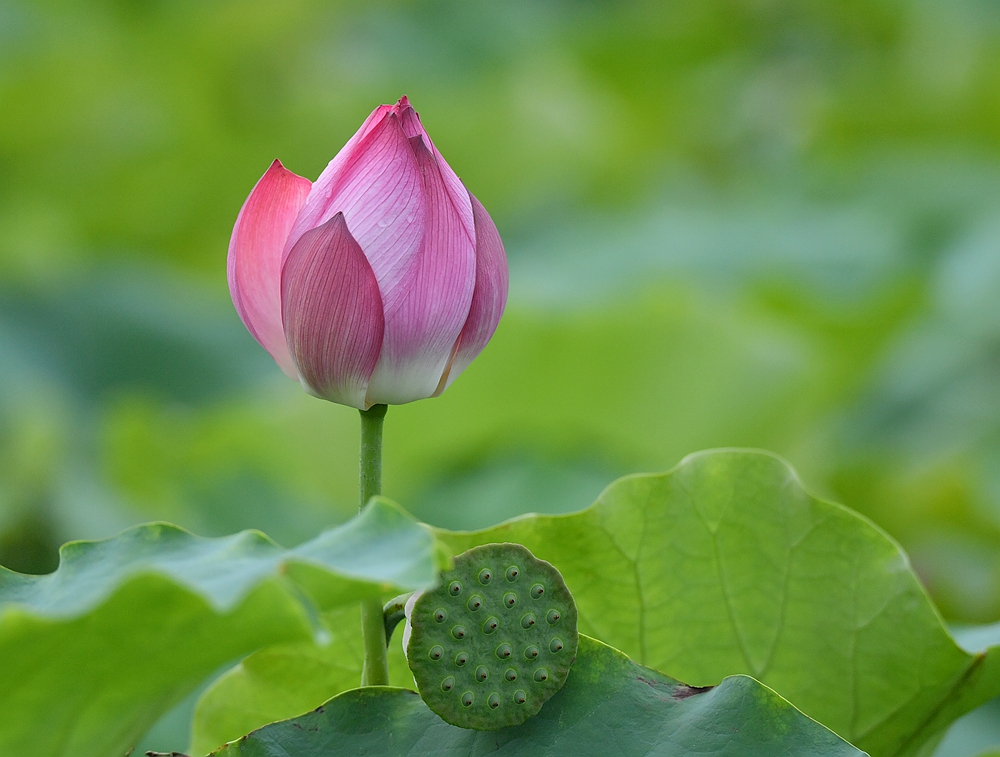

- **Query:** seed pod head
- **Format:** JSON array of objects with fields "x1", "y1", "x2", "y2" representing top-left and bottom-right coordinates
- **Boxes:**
[{"x1": 404, "y1": 542, "x2": 578, "y2": 729}]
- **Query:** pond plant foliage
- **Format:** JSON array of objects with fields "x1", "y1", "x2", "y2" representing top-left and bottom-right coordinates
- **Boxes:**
[{"x1": 2, "y1": 451, "x2": 999, "y2": 757}]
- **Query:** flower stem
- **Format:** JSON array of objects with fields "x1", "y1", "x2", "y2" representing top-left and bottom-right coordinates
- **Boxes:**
[{"x1": 359, "y1": 403, "x2": 390, "y2": 687}]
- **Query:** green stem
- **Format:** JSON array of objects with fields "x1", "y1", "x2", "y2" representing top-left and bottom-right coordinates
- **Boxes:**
[{"x1": 358, "y1": 403, "x2": 389, "y2": 687}]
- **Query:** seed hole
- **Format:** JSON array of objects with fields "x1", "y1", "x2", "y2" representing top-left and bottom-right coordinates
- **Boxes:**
[
  {"x1": 524, "y1": 645, "x2": 539, "y2": 660},
  {"x1": 513, "y1": 690, "x2": 527, "y2": 705},
  {"x1": 546, "y1": 609, "x2": 560, "y2": 624},
  {"x1": 530, "y1": 584, "x2": 544, "y2": 599},
  {"x1": 483, "y1": 617, "x2": 499, "y2": 634},
  {"x1": 505, "y1": 668, "x2": 518, "y2": 682},
  {"x1": 434, "y1": 608, "x2": 447, "y2": 623},
  {"x1": 488, "y1": 692, "x2": 501, "y2": 709},
  {"x1": 478, "y1": 568, "x2": 493, "y2": 585},
  {"x1": 449, "y1": 582, "x2": 462, "y2": 596},
  {"x1": 521, "y1": 613, "x2": 536, "y2": 629},
  {"x1": 467, "y1": 595, "x2": 483, "y2": 612},
  {"x1": 549, "y1": 637, "x2": 564, "y2": 653},
  {"x1": 441, "y1": 676, "x2": 455, "y2": 691},
  {"x1": 534, "y1": 668, "x2": 549, "y2": 682},
  {"x1": 462, "y1": 692, "x2": 474, "y2": 707},
  {"x1": 429, "y1": 645, "x2": 443, "y2": 661},
  {"x1": 476, "y1": 665, "x2": 489, "y2": 682},
  {"x1": 496, "y1": 643, "x2": 512, "y2": 659},
  {"x1": 503, "y1": 592, "x2": 517, "y2": 609},
  {"x1": 452, "y1": 626, "x2": 467, "y2": 640},
  {"x1": 455, "y1": 653, "x2": 469, "y2": 667},
  {"x1": 505, "y1": 566, "x2": 519, "y2": 582}
]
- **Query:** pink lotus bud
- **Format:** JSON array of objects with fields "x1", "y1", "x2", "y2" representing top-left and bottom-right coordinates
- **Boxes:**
[{"x1": 228, "y1": 97, "x2": 508, "y2": 409}]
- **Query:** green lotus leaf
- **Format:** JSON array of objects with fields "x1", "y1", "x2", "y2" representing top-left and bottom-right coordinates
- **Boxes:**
[
  {"x1": 438, "y1": 450, "x2": 1000, "y2": 757},
  {"x1": 192, "y1": 450, "x2": 1000, "y2": 757},
  {"x1": 0, "y1": 497, "x2": 439, "y2": 757},
  {"x1": 209, "y1": 635, "x2": 863, "y2": 757}
]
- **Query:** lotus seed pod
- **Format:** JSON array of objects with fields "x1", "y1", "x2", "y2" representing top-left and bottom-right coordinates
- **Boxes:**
[{"x1": 405, "y1": 542, "x2": 578, "y2": 730}]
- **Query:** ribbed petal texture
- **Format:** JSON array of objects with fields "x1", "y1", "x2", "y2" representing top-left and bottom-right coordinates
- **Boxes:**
[
  {"x1": 365, "y1": 136, "x2": 476, "y2": 404},
  {"x1": 439, "y1": 191, "x2": 509, "y2": 392},
  {"x1": 227, "y1": 160, "x2": 311, "y2": 378},
  {"x1": 281, "y1": 214, "x2": 384, "y2": 409}
]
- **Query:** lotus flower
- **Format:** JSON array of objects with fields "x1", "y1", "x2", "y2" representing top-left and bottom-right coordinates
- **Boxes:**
[{"x1": 228, "y1": 96, "x2": 508, "y2": 409}]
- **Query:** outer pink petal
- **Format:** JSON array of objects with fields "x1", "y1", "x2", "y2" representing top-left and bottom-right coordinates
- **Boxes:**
[
  {"x1": 393, "y1": 97, "x2": 476, "y2": 246},
  {"x1": 288, "y1": 113, "x2": 427, "y2": 320},
  {"x1": 437, "y1": 192, "x2": 509, "y2": 393},
  {"x1": 283, "y1": 104, "x2": 391, "y2": 255},
  {"x1": 281, "y1": 213, "x2": 385, "y2": 409},
  {"x1": 228, "y1": 160, "x2": 311, "y2": 378},
  {"x1": 365, "y1": 137, "x2": 477, "y2": 405}
]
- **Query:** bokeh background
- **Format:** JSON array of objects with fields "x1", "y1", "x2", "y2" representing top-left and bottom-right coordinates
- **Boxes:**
[{"x1": 2, "y1": 0, "x2": 1000, "y2": 753}]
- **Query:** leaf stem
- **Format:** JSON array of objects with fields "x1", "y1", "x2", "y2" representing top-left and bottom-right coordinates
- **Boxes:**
[{"x1": 359, "y1": 403, "x2": 390, "y2": 687}]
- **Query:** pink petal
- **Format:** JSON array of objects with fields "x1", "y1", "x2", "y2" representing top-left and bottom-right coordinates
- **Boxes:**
[
  {"x1": 228, "y1": 160, "x2": 311, "y2": 378},
  {"x1": 285, "y1": 105, "x2": 393, "y2": 251},
  {"x1": 365, "y1": 136, "x2": 477, "y2": 405},
  {"x1": 395, "y1": 97, "x2": 425, "y2": 139},
  {"x1": 287, "y1": 113, "x2": 427, "y2": 319},
  {"x1": 436, "y1": 191, "x2": 509, "y2": 393},
  {"x1": 393, "y1": 97, "x2": 476, "y2": 246},
  {"x1": 281, "y1": 213, "x2": 385, "y2": 409}
]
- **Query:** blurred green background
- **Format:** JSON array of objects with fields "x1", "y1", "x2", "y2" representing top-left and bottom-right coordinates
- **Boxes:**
[{"x1": 2, "y1": 0, "x2": 1000, "y2": 753}]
